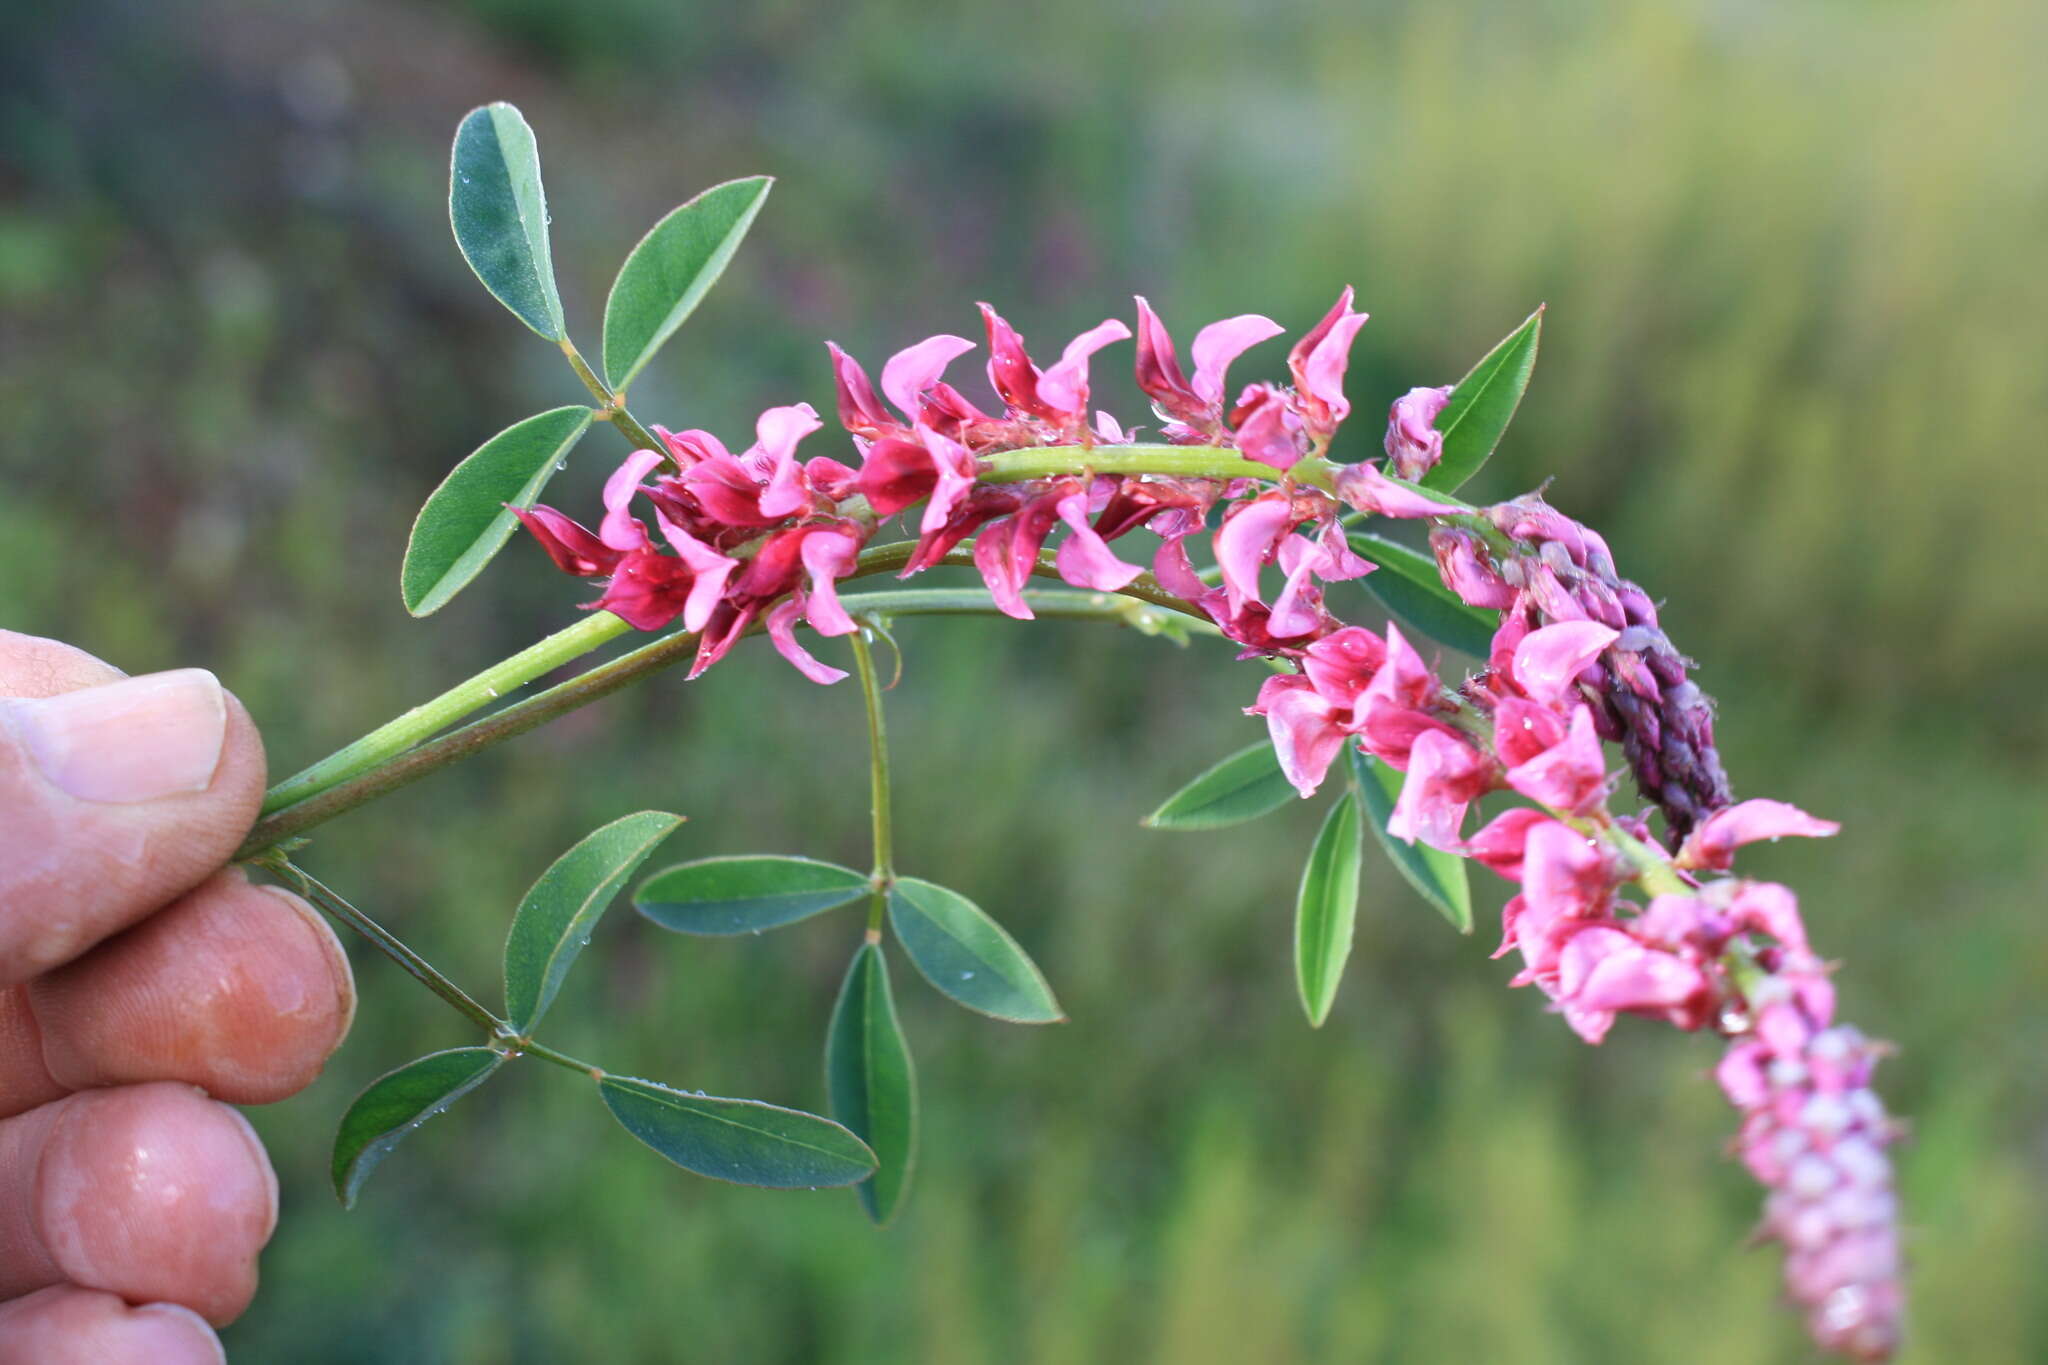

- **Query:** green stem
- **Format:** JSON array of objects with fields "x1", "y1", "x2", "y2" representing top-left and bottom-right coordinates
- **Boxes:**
[
  {"x1": 848, "y1": 630, "x2": 894, "y2": 937},
  {"x1": 978, "y1": 444, "x2": 1337, "y2": 491},
  {"x1": 239, "y1": 581, "x2": 1214, "y2": 860},
  {"x1": 559, "y1": 338, "x2": 663, "y2": 456},
  {"x1": 271, "y1": 856, "x2": 504, "y2": 1035},
  {"x1": 261, "y1": 612, "x2": 634, "y2": 817}
]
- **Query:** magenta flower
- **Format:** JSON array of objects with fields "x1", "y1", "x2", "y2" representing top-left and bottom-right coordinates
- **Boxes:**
[
  {"x1": 1229, "y1": 383, "x2": 1308, "y2": 471},
  {"x1": 1213, "y1": 493, "x2": 1302, "y2": 617},
  {"x1": 1553, "y1": 924, "x2": 1712, "y2": 1043},
  {"x1": 1386, "y1": 728, "x2": 1490, "y2": 848},
  {"x1": 1286, "y1": 286, "x2": 1371, "y2": 441},
  {"x1": 1384, "y1": 384, "x2": 1452, "y2": 481},
  {"x1": 1510, "y1": 620, "x2": 1619, "y2": 706},
  {"x1": 1430, "y1": 526, "x2": 1517, "y2": 608},
  {"x1": 1679, "y1": 799, "x2": 1842, "y2": 871},
  {"x1": 1332, "y1": 461, "x2": 1463, "y2": 520},
  {"x1": 979, "y1": 304, "x2": 1129, "y2": 431},
  {"x1": 1502, "y1": 703, "x2": 1607, "y2": 813},
  {"x1": 1051, "y1": 487, "x2": 1143, "y2": 591},
  {"x1": 1248, "y1": 674, "x2": 1349, "y2": 797}
]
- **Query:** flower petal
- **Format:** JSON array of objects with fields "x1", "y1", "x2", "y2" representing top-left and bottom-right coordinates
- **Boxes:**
[
  {"x1": 766, "y1": 598, "x2": 849, "y2": 684},
  {"x1": 1037, "y1": 318, "x2": 1131, "y2": 417},
  {"x1": 1511, "y1": 621, "x2": 1619, "y2": 705},
  {"x1": 1189, "y1": 314, "x2": 1284, "y2": 407},
  {"x1": 880, "y1": 334, "x2": 976, "y2": 422}
]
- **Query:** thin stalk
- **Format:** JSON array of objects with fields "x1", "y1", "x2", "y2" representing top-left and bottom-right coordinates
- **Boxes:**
[
  {"x1": 272, "y1": 857, "x2": 503, "y2": 1035},
  {"x1": 239, "y1": 580, "x2": 1215, "y2": 860},
  {"x1": 262, "y1": 612, "x2": 633, "y2": 816},
  {"x1": 559, "y1": 339, "x2": 663, "y2": 455},
  {"x1": 848, "y1": 630, "x2": 894, "y2": 937},
  {"x1": 978, "y1": 444, "x2": 1338, "y2": 492}
]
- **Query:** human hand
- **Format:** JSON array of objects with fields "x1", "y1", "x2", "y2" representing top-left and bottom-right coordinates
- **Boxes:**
[{"x1": 0, "y1": 631, "x2": 355, "y2": 1362}]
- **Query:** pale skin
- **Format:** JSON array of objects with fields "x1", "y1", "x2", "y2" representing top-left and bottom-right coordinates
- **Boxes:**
[{"x1": 0, "y1": 630, "x2": 355, "y2": 1363}]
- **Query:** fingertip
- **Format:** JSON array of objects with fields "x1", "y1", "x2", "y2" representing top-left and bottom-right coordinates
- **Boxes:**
[{"x1": 0, "y1": 1287, "x2": 225, "y2": 1365}]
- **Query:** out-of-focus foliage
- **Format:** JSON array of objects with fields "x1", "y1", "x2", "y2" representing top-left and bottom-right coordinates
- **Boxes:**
[{"x1": 2, "y1": 0, "x2": 2043, "y2": 1360}]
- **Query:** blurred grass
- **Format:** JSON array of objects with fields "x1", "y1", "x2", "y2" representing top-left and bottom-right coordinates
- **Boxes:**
[{"x1": 2, "y1": 0, "x2": 2044, "y2": 1360}]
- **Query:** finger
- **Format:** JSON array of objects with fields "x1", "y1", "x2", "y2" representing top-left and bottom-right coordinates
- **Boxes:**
[
  {"x1": 0, "y1": 1082, "x2": 276, "y2": 1324},
  {"x1": 0, "y1": 1286, "x2": 224, "y2": 1364},
  {"x1": 0, "y1": 874, "x2": 355, "y2": 1117},
  {"x1": 0, "y1": 644, "x2": 269, "y2": 986}
]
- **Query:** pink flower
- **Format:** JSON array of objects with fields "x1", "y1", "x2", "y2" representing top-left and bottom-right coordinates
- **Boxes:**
[
  {"x1": 1300, "y1": 625, "x2": 1388, "y2": 707},
  {"x1": 1385, "y1": 385, "x2": 1452, "y2": 481},
  {"x1": 649, "y1": 514, "x2": 740, "y2": 633},
  {"x1": 1037, "y1": 318, "x2": 1132, "y2": 417},
  {"x1": 1332, "y1": 461, "x2": 1463, "y2": 519},
  {"x1": 512, "y1": 504, "x2": 624, "y2": 577},
  {"x1": 1503, "y1": 704, "x2": 1607, "y2": 813},
  {"x1": 880, "y1": 334, "x2": 977, "y2": 422},
  {"x1": 1555, "y1": 925, "x2": 1712, "y2": 1043},
  {"x1": 1247, "y1": 675, "x2": 1349, "y2": 797},
  {"x1": 599, "y1": 449, "x2": 667, "y2": 550},
  {"x1": 1510, "y1": 620, "x2": 1619, "y2": 705},
  {"x1": 1287, "y1": 286, "x2": 1370, "y2": 440},
  {"x1": 765, "y1": 599, "x2": 848, "y2": 685},
  {"x1": 1052, "y1": 488, "x2": 1143, "y2": 591},
  {"x1": 969, "y1": 483, "x2": 1076, "y2": 620},
  {"x1": 1190, "y1": 314, "x2": 1285, "y2": 407},
  {"x1": 1465, "y1": 807, "x2": 1550, "y2": 881},
  {"x1": 1213, "y1": 493, "x2": 1302, "y2": 616},
  {"x1": 1386, "y1": 728, "x2": 1490, "y2": 848},
  {"x1": 979, "y1": 305, "x2": 1129, "y2": 430},
  {"x1": 1228, "y1": 383, "x2": 1306, "y2": 471},
  {"x1": 1430, "y1": 526, "x2": 1517, "y2": 608},
  {"x1": 1678, "y1": 799, "x2": 1842, "y2": 871},
  {"x1": 749, "y1": 403, "x2": 825, "y2": 519},
  {"x1": 1518, "y1": 818, "x2": 1613, "y2": 923}
]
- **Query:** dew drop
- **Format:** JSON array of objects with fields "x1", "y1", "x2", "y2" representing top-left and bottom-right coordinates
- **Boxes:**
[
  {"x1": 460, "y1": 175, "x2": 471, "y2": 184},
  {"x1": 960, "y1": 970, "x2": 976, "y2": 981}
]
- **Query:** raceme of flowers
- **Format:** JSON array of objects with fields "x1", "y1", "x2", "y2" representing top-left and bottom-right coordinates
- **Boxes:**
[{"x1": 512, "y1": 293, "x2": 1903, "y2": 1361}]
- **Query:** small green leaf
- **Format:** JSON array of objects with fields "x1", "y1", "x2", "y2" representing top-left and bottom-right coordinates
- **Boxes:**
[
  {"x1": 331, "y1": 1047, "x2": 505, "y2": 1209},
  {"x1": 1350, "y1": 749, "x2": 1472, "y2": 933},
  {"x1": 887, "y1": 878, "x2": 1063, "y2": 1024},
  {"x1": 1296, "y1": 792, "x2": 1363, "y2": 1027},
  {"x1": 1347, "y1": 531, "x2": 1497, "y2": 657},
  {"x1": 602, "y1": 177, "x2": 773, "y2": 392},
  {"x1": 635, "y1": 855, "x2": 870, "y2": 936},
  {"x1": 597, "y1": 1076, "x2": 876, "y2": 1188},
  {"x1": 1422, "y1": 305, "x2": 1544, "y2": 494},
  {"x1": 401, "y1": 406, "x2": 594, "y2": 616},
  {"x1": 450, "y1": 103, "x2": 566, "y2": 341},
  {"x1": 1143, "y1": 741, "x2": 1298, "y2": 830},
  {"x1": 503, "y1": 811, "x2": 683, "y2": 1032},
  {"x1": 825, "y1": 941, "x2": 917, "y2": 1223}
]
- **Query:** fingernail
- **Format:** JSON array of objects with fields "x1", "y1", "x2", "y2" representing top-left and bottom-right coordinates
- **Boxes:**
[
  {"x1": 4, "y1": 669, "x2": 228, "y2": 804},
  {"x1": 132, "y1": 1303, "x2": 229, "y2": 1364}
]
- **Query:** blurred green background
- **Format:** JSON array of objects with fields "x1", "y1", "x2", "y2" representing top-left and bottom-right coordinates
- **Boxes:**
[{"x1": 3, "y1": 0, "x2": 2044, "y2": 1360}]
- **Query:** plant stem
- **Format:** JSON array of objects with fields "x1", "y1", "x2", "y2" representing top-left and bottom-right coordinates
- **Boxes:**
[
  {"x1": 239, "y1": 580, "x2": 1214, "y2": 860},
  {"x1": 262, "y1": 612, "x2": 633, "y2": 817},
  {"x1": 978, "y1": 444, "x2": 1338, "y2": 491},
  {"x1": 559, "y1": 338, "x2": 663, "y2": 455},
  {"x1": 271, "y1": 857, "x2": 504, "y2": 1035},
  {"x1": 848, "y1": 629, "x2": 894, "y2": 935}
]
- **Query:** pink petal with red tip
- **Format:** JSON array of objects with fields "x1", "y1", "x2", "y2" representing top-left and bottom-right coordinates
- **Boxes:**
[
  {"x1": 826, "y1": 342, "x2": 893, "y2": 434},
  {"x1": 1299, "y1": 308, "x2": 1370, "y2": 424},
  {"x1": 917, "y1": 427, "x2": 978, "y2": 535},
  {"x1": 972, "y1": 518, "x2": 1033, "y2": 620},
  {"x1": 655, "y1": 514, "x2": 740, "y2": 634},
  {"x1": 1511, "y1": 621, "x2": 1619, "y2": 705}
]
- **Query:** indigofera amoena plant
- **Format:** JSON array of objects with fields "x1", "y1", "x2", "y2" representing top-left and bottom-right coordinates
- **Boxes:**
[{"x1": 236, "y1": 103, "x2": 1905, "y2": 1361}]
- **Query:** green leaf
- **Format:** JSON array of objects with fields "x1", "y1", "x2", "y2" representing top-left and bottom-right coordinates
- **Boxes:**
[
  {"x1": 400, "y1": 406, "x2": 594, "y2": 616},
  {"x1": 503, "y1": 811, "x2": 683, "y2": 1032},
  {"x1": 450, "y1": 102, "x2": 566, "y2": 340},
  {"x1": 1421, "y1": 305, "x2": 1544, "y2": 494},
  {"x1": 887, "y1": 877, "x2": 1063, "y2": 1024},
  {"x1": 825, "y1": 941, "x2": 918, "y2": 1223},
  {"x1": 1350, "y1": 748, "x2": 1472, "y2": 933},
  {"x1": 1347, "y1": 531, "x2": 1497, "y2": 657},
  {"x1": 1295, "y1": 792, "x2": 1363, "y2": 1027},
  {"x1": 331, "y1": 1047, "x2": 505, "y2": 1209},
  {"x1": 602, "y1": 177, "x2": 773, "y2": 392},
  {"x1": 1143, "y1": 741, "x2": 1299, "y2": 830},
  {"x1": 597, "y1": 1076, "x2": 876, "y2": 1188},
  {"x1": 635, "y1": 855, "x2": 870, "y2": 936}
]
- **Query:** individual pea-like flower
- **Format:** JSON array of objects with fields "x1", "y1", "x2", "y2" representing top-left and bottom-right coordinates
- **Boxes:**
[{"x1": 1384, "y1": 384, "x2": 1452, "y2": 481}]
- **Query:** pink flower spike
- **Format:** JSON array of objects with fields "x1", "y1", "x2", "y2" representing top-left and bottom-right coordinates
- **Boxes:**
[
  {"x1": 1248, "y1": 675, "x2": 1348, "y2": 797},
  {"x1": 880, "y1": 334, "x2": 976, "y2": 422},
  {"x1": 1053, "y1": 490, "x2": 1142, "y2": 591},
  {"x1": 655, "y1": 514, "x2": 740, "y2": 634},
  {"x1": 1189, "y1": 314, "x2": 1285, "y2": 407},
  {"x1": 1679, "y1": 799, "x2": 1843, "y2": 871},
  {"x1": 1384, "y1": 385, "x2": 1452, "y2": 481},
  {"x1": 1504, "y1": 704, "x2": 1608, "y2": 813},
  {"x1": 1214, "y1": 494, "x2": 1298, "y2": 615},
  {"x1": 599, "y1": 449, "x2": 666, "y2": 551},
  {"x1": 1386, "y1": 728, "x2": 1488, "y2": 849},
  {"x1": 766, "y1": 598, "x2": 849, "y2": 685},
  {"x1": 1332, "y1": 461, "x2": 1463, "y2": 520},
  {"x1": 799, "y1": 529, "x2": 862, "y2": 637},
  {"x1": 1512, "y1": 620, "x2": 1620, "y2": 705},
  {"x1": 1037, "y1": 318, "x2": 1132, "y2": 417}
]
